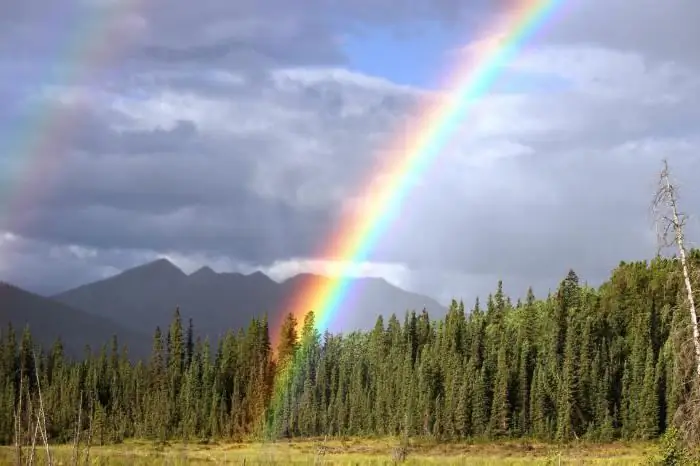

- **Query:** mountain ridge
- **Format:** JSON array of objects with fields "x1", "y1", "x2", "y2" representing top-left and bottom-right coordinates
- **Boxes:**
[
  {"x1": 53, "y1": 258, "x2": 446, "y2": 341},
  {"x1": 0, "y1": 281, "x2": 150, "y2": 359}
]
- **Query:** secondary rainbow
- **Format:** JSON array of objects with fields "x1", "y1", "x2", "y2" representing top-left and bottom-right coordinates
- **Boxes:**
[
  {"x1": 272, "y1": 0, "x2": 562, "y2": 348},
  {"x1": 0, "y1": 2, "x2": 143, "y2": 236}
]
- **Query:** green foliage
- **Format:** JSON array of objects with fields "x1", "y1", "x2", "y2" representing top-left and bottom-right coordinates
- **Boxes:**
[
  {"x1": 645, "y1": 426, "x2": 696, "y2": 465},
  {"x1": 1, "y1": 253, "x2": 700, "y2": 446}
]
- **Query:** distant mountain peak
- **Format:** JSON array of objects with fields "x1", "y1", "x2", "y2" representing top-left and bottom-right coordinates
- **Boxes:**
[
  {"x1": 53, "y1": 259, "x2": 446, "y2": 340},
  {"x1": 357, "y1": 275, "x2": 391, "y2": 285},
  {"x1": 1, "y1": 281, "x2": 151, "y2": 359},
  {"x1": 190, "y1": 266, "x2": 217, "y2": 278},
  {"x1": 245, "y1": 270, "x2": 276, "y2": 284},
  {"x1": 150, "y1": 257, "x2": 180, "y2": 268},
  {"x1": 120, "y1": 257, "x2": 186, "y2": 280}
]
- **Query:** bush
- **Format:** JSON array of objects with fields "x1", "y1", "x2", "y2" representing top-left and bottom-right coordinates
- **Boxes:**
[{"x1": 646, "y1": 427, "x2": 693, "y2": 466}]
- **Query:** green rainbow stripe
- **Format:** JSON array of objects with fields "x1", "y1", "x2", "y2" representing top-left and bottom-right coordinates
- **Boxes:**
[
  {"x1": 265, "y1": 0, "x2": 563, "y2": 439},
  {"x1": 1, "y1": 2, "x2": 143, "y2": 234},
  {"x1": 273, "y1": 0, "x2": 562, "y2": 348}
]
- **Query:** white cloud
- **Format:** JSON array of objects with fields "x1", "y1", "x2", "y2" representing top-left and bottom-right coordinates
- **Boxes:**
[
  {"x1": 12, "y1": 46, "x2": 700, "y2": 303},
  {"x1": 3, "y1": 0, "x2": 700, "y2": 316},
  {"x1": 510, "y1": 45, "x2": 699, "y2": 103},
  {"x1": 109, "y1": 91, "x2": 230, "y2": 133},
  {"x1": 253, "y1": 258, "x2": 411, "y2": 288}
]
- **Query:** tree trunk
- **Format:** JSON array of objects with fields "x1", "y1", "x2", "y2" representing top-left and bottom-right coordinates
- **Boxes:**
[
  {"x1": 655, "y1": 159, "x2": 700, "y2": 378},
  {"x1": 667, "y1": 177, "x2": 700, "y2": 378}
]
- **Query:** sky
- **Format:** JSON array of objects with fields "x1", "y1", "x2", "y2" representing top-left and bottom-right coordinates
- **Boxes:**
[{"x1": 1, "y1": 0, "x2": 700, "y2": 311}]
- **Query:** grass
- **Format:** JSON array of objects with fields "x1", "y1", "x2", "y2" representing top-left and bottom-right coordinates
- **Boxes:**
[{"x1": 0, "y1": 438, "x2": 657, "y2": 465}]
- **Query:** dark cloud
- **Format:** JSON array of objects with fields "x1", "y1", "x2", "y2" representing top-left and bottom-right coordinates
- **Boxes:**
[
  {"x1": 18, "y1": 200, "x2": 329, "y2": 264},
  {"x1": 1, "y1": 71, "x2": 420, "y2": 264},
  {"x1": 1, "y1": 0, "x2": 700, "y2": 309}
]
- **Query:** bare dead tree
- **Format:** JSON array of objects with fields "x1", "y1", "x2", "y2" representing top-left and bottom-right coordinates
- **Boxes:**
[
  {"x1": 15, "y1": 368, "x2": 24, "y2": 466},
  {"x1": 652, "y1": 159, "x2": 700, "y2": 378},
  {"x1": 13, "y1": 406, "x2": 18, "y2": 466},
  {"x1": 653, "y1": 160, "x2": 700, "y2": 450},
  {"x1": 72, "y1": 391, "x2": 83, "y2": 466},
  {"x1": 24, "y1": 390, "x2": 32, "y2": 456},
  {"x1": 84, "y1": 393, "x2": 94, "y2": 466},
  {"x1": 28, "y1": 396, "x2": 38, "y2": 466},
  {"x1": 28, "y1": 419, "x2": 39, "y2": 466},
  {"x1": 32, "y1": 351, "x2": 52, "y2": 466}
]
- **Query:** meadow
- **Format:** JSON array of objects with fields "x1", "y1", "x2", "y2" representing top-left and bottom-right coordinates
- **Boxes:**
[
  {"x1": 0, "y1": 438, "x2": 657, "y2": 465},
  {"x1": 5, "y1": 259, "x2": 700, "y2": 465}
]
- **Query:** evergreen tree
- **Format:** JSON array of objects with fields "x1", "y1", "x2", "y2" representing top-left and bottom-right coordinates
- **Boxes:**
[{"x1": 1, "y1": 254, "x2": 699, "y2": 444}]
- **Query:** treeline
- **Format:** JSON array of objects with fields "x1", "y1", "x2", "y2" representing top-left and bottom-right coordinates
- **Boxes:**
[{"x1": 1, "y1": 252, "x2": 699, "y2": 445}]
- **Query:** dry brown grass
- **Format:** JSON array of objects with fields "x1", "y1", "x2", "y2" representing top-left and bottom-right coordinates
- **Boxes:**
[{"x1": 0, "y1": 438, "x2": 655, "y2": 465}]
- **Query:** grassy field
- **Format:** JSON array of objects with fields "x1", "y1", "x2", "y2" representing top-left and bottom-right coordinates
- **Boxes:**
[{"x1": 0, "y1": 438, "x2": 657, "y2": 465}]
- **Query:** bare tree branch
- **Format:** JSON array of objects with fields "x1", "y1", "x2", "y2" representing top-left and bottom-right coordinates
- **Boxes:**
[
  {"x1": 652, "y1": 159, "x2": 700, "y2": 378},
  {"x1": 15, "y1": 367, "x2": 23, "y2": 466},
  {"x1": 32, "y1": 350, "x2": 52, "y2": 466},
  {"x1": 28, "y1": 396, "x2": 38, "y2": 466},
  {"x1": 72, "y1": 391, "x2": 82, "y2": 466},
  {"x1": 653, "y1": 160, "x2": 700, "y2": 450}
]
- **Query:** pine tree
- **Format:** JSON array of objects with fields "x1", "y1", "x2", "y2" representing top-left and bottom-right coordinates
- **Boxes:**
[
  {"x1": 489, "y1": 343, "x2": 510, "y2": 437},
  {"x1": 0, "y1": 255, "x2": 698, "y2": 445}
]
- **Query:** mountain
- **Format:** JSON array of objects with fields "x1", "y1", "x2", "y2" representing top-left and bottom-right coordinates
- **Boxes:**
[
  {"x1": 0, "y1": 282, "x2": 150, "y2": 359},
  {"x1": 279, "y1": 273, "x2": 443, "y2": 330},
  {"x1": 53, "y1": 259, "x2": 446, "y2": 341}
]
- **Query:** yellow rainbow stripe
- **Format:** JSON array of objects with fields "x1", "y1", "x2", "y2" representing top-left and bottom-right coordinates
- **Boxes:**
[
  {"x1": 1, "y1": 1, "x2": 143, "y2": 235},
  {"x1": 272, "y1": 0, "x2": 562, "y2": 348}
]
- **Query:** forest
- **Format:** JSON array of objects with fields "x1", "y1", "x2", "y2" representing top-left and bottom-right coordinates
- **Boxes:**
[{"x1": 2, "y1": 251, "x2": 700, "y2": 450}]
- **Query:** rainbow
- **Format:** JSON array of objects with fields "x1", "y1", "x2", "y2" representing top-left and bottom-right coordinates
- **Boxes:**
[
  {"x1": 0, "y1": 2, "x2": 143, "y2": 235},
  {"x1": 271, "y1": 0, "x2": 562, "y2": 349}
]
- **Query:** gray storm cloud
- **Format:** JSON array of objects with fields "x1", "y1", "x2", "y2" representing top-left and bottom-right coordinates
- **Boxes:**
[{"x1": 0, "y1": 0, "x2": 699, "y2": 308}]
